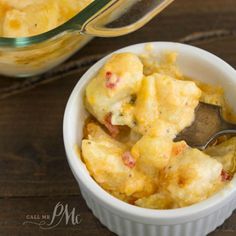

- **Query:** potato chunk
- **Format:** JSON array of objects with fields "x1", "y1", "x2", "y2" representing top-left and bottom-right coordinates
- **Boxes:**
[
  {"x1": 135, "y1": 192, "x2": 173, "y2": 209},
  {"x1": 155, "y1": 73, "x2": 202, "y2": 133},
  {"x1": 160, "y1": 148, "x2": 223, "y2": 207},
  {"x1": 133, "y1": 73, "x2": 201, "y2": 137},
  {"x1": 134, "y1": 76, "x2": 159, "y2": 134},
  {"x1": 131, "y1": 135, "x2": 173, "y2": 175},
  {"x1": 82, "y1": 122, "x2": 156, "y2": 198},
  {"x1": 85, "y1": 53, "x2": 143, "y2": 128}
]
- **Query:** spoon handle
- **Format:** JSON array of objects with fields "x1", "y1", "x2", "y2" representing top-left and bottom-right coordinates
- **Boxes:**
[{"x1": 221, "y1": 120, "x2": 236, "y2": 134}]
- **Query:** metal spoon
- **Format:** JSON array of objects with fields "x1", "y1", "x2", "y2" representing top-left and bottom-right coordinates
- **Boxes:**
[{"x1": 174, "y1": 102, "x2": 236, "y2": 150}]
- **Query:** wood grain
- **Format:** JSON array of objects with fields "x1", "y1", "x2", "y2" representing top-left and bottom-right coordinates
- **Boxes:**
[
  {"x1": 0, "y1": 196, "x2": 114, "y2": 236},
  {"x1": 0, "y1": 0, "x2": 236, "y2": 235}
]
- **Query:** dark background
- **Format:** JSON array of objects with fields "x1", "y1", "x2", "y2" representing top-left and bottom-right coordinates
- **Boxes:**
[{"x1": 0, "y1": 0, "x2": 236, "y2": 235}]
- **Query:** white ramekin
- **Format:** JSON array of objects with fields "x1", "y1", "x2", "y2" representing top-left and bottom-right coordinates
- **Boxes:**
[{"x1": 63, "y1": 42, "x2": 236, "y2": 236}]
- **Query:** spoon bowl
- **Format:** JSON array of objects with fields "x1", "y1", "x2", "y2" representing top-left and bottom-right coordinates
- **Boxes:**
[{"x1": 175, "y1": 102, "x2": 236, "y2": 149}]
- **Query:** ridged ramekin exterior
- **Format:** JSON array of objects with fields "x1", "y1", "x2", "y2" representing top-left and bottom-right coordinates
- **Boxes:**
[{"x1": 80, "y1": 187, "x2": 236, "y2": 236}]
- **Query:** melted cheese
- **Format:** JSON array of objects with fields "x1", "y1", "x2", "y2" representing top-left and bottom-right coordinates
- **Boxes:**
[
  {"x1": 81, "y1": 51, "x2": 236, "y2": 209},
  {"x1": 0, "y1": 0, "x2": 93, "y2": 37}
]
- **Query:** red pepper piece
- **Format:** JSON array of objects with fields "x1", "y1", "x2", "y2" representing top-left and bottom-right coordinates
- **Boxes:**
[
  {"x1": 105, "y1": 71, "x2": 120, "y2": 89},
  {"x1": 104, "y1": 112, "x2": 119, "y2": 137},
  {"x1": 221, "y1": 169, "x2": 232, "y2": 181},
  {"x1": 122, "y1": 151, "x2": 136, "y2": 169}
]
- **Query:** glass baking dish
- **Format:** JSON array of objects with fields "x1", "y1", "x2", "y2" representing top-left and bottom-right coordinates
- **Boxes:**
[{"x1": 0, "y1": 0, "x2": 173, "y2": 77}]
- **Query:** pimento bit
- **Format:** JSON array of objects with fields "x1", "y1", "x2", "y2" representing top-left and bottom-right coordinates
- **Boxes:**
[
  {"x1": 105, "y1": 71, "x2": 120, "y2": 89},
  {"x1": 122, "y1": 151, "x2": 136, "y2": 169},
  {"x1": 221, "y1": 170, "x2": 232, "y2": 181},
  {"x1": 104, "y1": 112, "x2": 119, "y2": 138}
]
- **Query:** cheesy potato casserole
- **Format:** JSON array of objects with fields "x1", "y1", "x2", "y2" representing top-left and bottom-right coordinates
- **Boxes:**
[
  {"x1": 0, "y1": 0, "x2": 94, "y2": 77},
  {"x1": 81, "y1": 49, "x2": 236, "y2": 209},
  {"x1": 0, "y1": 0, "x2": 93, "y2": 37}
]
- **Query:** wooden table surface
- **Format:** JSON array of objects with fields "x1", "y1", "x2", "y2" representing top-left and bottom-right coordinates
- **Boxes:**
[{"x1": 0, "y1": 0, "x2": 236, "y2": 235}]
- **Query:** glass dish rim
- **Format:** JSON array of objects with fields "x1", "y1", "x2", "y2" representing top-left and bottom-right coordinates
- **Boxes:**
[{"x1": 0, "y1": 0, "x2": 111, "y2": 48}]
